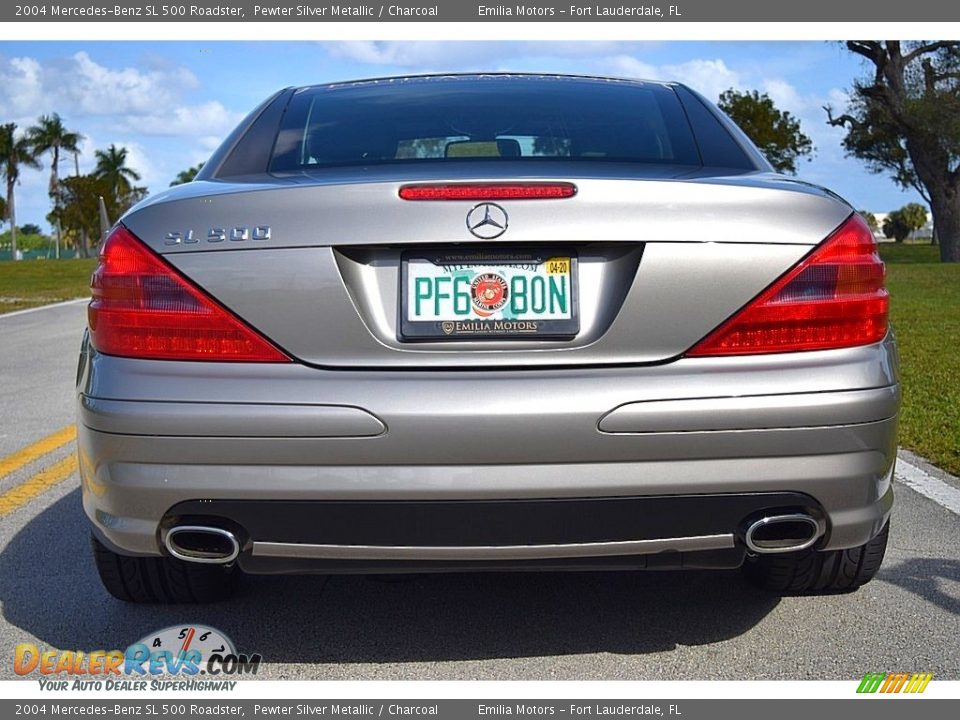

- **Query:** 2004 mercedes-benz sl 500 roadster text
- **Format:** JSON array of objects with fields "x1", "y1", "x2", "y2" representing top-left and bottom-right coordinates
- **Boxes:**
[{"x1": 77, "y1": 74, "x2": 898, "y2": 603}]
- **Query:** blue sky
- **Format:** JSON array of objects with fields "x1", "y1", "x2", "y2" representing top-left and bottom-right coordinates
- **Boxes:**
[{"x1": 0, "y1": 41, "x2": 924, "y2": 230}]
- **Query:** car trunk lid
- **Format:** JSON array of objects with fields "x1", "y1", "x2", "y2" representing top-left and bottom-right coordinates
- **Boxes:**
[{"x1": 123, "y1": 173, "x2": 851, "y2": 369}]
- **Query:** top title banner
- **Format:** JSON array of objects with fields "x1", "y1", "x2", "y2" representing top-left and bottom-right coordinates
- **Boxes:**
[{"x1": 5, "y1": 0, "x2": 960, "y2": 22}]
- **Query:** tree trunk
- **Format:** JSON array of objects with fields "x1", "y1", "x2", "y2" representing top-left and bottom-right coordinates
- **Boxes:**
[
  {"x1": 79, "y1": 228, "x2": 90, "y2": 259},
  {"x1": 51, "y1": 146, "x2": 61, "y2": 260},
  {"x1": 7, "y1": 179, "x2": 17, "y2": 261},
  {"x1": 930, "y1": 190, "x2": 960, "y2": 262}
]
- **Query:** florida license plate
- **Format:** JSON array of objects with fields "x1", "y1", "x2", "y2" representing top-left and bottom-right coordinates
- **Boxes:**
[{"x1": 400, "y1": 249, "x2": 579, "y2": 340}]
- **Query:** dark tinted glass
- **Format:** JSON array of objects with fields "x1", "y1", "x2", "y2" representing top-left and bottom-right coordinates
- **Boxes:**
[
  {"x1": 673, "y1": 85, "x2": 758, "y2": 170},
  {"x1": 270, "y1": 76, "x2": 704, "y2": 171}
]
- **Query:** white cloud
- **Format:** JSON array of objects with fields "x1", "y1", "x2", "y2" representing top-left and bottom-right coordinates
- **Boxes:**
[
  {"x1": 119, "y1": 142, "x2": 161, "y2": 189},
  {"x1": 761, "y1": 78, "x2": 806, "y2": 111},
  {"x1": 600, "y1": 56, "x2": 742, "y2": 99},
  {"x1": 601, "y1": 55, "x2": 659, "y2": 79},
  {"x1": 125, "y1": 100, "x2": 242, "y2": 138},
  {"x1": 329, "y1": 41, "x2": 519, "y2": 69},
  {"x1": 826, "y1": 87, "x2": 850, "y2": 110},
  {"x1": 198, "y1": 135, "x2": 223, "y2": 151},
  {"x1": 0, "y1": 52, "x2": 197, "y2": 120},
  {"x1": 53, "y1": 51, "x2": 199, "y2": 116},
  {"x1": 662, "y1": 59, "x2": 742, "y2": 100},
  {"x1": 0, "y1": 51, "x2": 232, "y2": 139},
  {"x1": 327, "y1": 41, "x2": 647, "y2": 71},
  {"x1": 73, "y1": 133, "x2": 99, "y2": 175},
  {"x1": 0, "y1": 56, "x2": 45, "y2": 125},
  {"x1": 15, "y1": 157, "x2": 48, "y2": 194}
]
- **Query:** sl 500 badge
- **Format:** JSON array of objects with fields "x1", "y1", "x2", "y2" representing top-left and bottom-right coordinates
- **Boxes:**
[{"x1": 165, "y1": 225, "x2": 271, "y2": 245}]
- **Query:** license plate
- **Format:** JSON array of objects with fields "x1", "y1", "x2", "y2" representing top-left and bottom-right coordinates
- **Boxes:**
[{"x1": 400, "y1": 249, "x2": 579, "y2": 340}]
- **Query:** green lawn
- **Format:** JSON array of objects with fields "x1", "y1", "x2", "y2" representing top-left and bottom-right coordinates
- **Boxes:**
[
  {"x1": 876, "y1": 241, "x2": 941, "y2": 264},
  {"x1": 0, "y1": 258, "x2": 96, "y2": 313},
  {"x1": 880, "y1": 243, "x2": 960, "y2": 476}
]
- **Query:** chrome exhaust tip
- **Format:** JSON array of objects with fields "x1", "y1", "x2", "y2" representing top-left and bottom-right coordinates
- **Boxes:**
[
  {"x1": 164, "y1": 526, "x2": 240, "y2": 564},
  {"x1": 744, "y1": 513, "x2": 822, "y2": 554}
]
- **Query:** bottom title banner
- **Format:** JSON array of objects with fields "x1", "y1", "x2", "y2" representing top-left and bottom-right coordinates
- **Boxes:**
[{"x1": 1, "y1": 700, "x2": 956, "y2": 720}]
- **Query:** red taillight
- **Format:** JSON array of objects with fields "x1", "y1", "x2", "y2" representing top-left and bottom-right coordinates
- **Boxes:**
[
  {"x1": 687, "y1": 213, "x2": 889, "y2": 356},
  {"x1": 89, "y1": 225, "x2": 290, "y2": 362},
  {"x1": 399, "y1": 183, "x2": 577, "y2": 201}
]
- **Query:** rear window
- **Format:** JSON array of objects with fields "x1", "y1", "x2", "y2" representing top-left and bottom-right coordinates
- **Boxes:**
[{"x1": 270, "y1": 75, "x2": 703, "y2": 171}]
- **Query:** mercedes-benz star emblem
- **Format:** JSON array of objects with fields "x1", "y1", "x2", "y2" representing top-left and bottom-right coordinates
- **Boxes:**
[{"x1": 466, "y1": 202, "x2": 509, "y2": 239}]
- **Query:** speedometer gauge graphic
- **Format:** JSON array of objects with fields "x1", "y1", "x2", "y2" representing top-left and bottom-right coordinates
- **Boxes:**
[{"x1": 130, "y1": 624, "x2": 236, "y2": 673}]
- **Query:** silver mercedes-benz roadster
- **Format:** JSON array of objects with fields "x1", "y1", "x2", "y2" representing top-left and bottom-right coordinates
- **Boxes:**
[{"x1": 77, "y1": 74, "x2": 898, "y2": 603}]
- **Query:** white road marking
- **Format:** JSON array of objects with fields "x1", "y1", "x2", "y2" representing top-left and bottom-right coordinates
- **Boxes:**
[
  {"x1": 896, "y1": 453, "x2": 960, "y2": 516},
  {"x1": 0, "y1": 297, "x2": 87, "y2": 320}
]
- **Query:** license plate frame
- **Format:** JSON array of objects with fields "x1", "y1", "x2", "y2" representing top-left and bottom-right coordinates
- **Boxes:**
[{"x1": 399, "y1": 248, "x2": 580, "y2": 341}]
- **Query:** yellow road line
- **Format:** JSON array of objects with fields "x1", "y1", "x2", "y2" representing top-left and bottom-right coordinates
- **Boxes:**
[
  {"x1": 0, "y1": 425, "x2": 76, "y2": 479},
  {"x1": 0, "y1": 454, "x2": 79, "y2": 517}
]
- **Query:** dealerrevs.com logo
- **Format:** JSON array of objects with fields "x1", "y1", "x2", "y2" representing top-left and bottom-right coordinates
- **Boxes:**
[{"x1": 14, "y1": 625, "x2": 261, "y2": 691}]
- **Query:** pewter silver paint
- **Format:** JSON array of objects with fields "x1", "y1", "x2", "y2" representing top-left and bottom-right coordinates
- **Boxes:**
[
  {"x1": 124, "y1": 175, "x2": 850, "y2": 368},
  {"x1": 76, "y1": 74, "x2": 899, "y2": 578}
]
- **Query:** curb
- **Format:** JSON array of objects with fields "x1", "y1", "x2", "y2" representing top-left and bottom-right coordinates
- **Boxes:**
[
  {"x1": 895, "y1": 449, "x2": 960, "y2": 516},
  {"x1": 0, "y1": 297, "x2": 87, "y2": 320}
]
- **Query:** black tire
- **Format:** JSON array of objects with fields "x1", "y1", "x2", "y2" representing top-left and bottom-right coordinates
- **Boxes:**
[
  {"x1": 742, "y1": 521, "x2": 889, "y2": 594},
  {"x1": 91, "y1": 535, "x2": 239, "y2": 604}
]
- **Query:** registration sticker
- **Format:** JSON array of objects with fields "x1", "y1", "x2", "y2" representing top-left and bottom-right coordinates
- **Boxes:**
[{"x1": 545, "y1": 257, "x2": 570, "y2": 275}]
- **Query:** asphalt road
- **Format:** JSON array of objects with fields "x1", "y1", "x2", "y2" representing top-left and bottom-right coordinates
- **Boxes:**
[{"x1": 1, "y1": 302, "x2": 958, "y2": 681}]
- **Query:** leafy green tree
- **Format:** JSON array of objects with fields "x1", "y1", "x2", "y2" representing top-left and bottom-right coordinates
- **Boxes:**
[
  {"x1": 93, "y1": 144, "x2": 142, "y2": 202},
  {"x1": 900, "y1": 202, "x2": 929, "y2": 239},
  {"x1": 0, "y1": 123, "x2": 41, "y2": 260},
  {"x1": 0, "y1": 229, "x2": 50, "y2": 253},
  {"x1": 859, "y1": 210, "x2": 879, "y2": 232},
  {"x1": 50, "y1": 174, "x2": 105, "y2": 258},
  {"x1": 718, "y1": 89, "x2": 814, "y2": 174},
  {"x1": 882, "y1": 210, "x2": 912, "y2": 242},
  {"x1": 19, "y1": 223, "x2": 43, "y2": 236},
  {"x1": 169, "y1": 162, "x2": 204, "y2": 186},
  {"x1": 51, "y1": 173, "x2": 146, "y2": 257},
  {"x1": 826, "y1": 41, "x2": 960, "y2": 262}
]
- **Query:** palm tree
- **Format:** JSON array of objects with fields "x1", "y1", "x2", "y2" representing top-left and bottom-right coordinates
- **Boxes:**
[
  {"x1": 93, "y1": 144, "x2": 141, "y2": 202},
  {"x1": 0, "y1": 123, "x2": 41, "y2": 261},
  {"x1": 28, "y1": 114, "x2": 82, "y2": 197},
  {"x1": 28, "y1": 113, "x2": 83, "y2": 259}
]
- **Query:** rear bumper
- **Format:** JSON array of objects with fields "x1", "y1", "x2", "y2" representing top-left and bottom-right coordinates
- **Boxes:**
[
  {"x1": 161, "y1": 493, "x2": 829, "y2": 573},
  {"x1": 77, "y1": 336, "x2": 899, "y2": 570}
]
